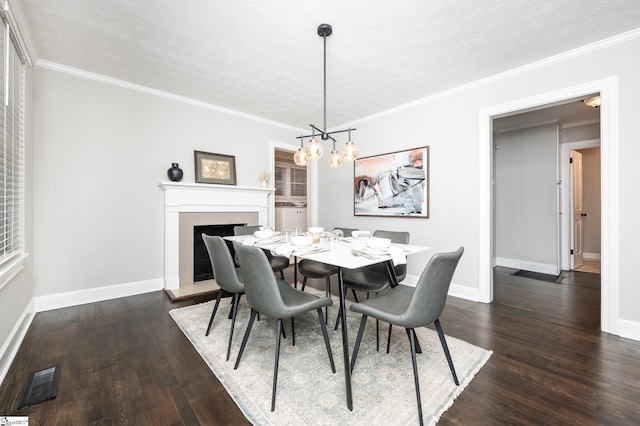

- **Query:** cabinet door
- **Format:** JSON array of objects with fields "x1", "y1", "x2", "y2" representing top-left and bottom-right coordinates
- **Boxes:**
[{"x1": 297, "y1": 208, "x2": 307, "y2": 231}]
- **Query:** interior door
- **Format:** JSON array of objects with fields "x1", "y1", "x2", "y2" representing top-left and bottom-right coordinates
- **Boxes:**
[{"x1": 571, "y1": 150, "x2": 584, "y2": 268}]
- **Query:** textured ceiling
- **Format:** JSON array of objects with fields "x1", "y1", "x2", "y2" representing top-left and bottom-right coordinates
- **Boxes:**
[{"x1": 19, "y1": 0, "x2": 640, "y2": 130}]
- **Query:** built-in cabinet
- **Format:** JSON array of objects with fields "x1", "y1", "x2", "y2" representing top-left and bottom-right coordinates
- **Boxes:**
[
  {"x1": 275, "y1": 162, "x2": 306, "y2": 202},
  {"x1": 275, "y1": 207, "x2": 307, "y2": 231}
]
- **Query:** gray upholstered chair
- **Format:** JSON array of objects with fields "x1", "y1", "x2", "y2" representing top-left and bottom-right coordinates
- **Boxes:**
[
  {"x1": 202, "y1": 235, "x2": 245, "y2": 361},
  {"x1": 233, "y1": 225, "x2": 290, "y2": 279},
  {"x1": 298, "y1": 227, "x2": 358, "y2": 323},
  {"x1": 349, "y1": 247, "x2": 464, "y2": 425},
  {"x1": 233, "y1": 243, "x2": 336, "y2": 411},
  {"x1": 336, "y1": 230, "x2": 410, "y2": 349}
]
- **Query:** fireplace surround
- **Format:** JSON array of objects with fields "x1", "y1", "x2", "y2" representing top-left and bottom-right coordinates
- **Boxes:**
[{"x1": 159, "y1": 182, "x2": 273, "y2": 299}]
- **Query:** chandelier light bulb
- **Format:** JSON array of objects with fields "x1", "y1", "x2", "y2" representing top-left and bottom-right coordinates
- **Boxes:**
[
  {"x1": 293, "y1": 148, "x2": 310, "y2": 166},
  {"x1": 328, "y1": 150, "x2": 343, "y2": 168},
  {"x1": 305, "y1": 138, "x2": 323, "y2": 160},
  {"x1": 342, "y1": 140, "x2": 359, "y2": 161}
]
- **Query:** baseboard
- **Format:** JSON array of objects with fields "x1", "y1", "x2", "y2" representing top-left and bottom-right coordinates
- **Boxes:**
[
  {"x1": 400, "y1": 275, "x2": 480, "y2": 302},
  {"x1": 0, "y1": 299, "x2": 35, "y2": 385},
  {"x1": 619, "y1": 319, "x2": 640, "y2": 342},
  {"x1": 33, "y1": 278, "x2": 164, "y2": 313},
  {"x1": 495, "y1": 257, "x2": 558, "y2": 275},
  {"x1": 583, "y1": 252, "x2": 601, "y2": 260}
]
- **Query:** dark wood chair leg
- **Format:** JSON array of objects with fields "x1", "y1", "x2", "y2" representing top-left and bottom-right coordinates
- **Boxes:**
[
  {"x1": 234, "y1": 308, "x2": 257, "y2": 369},
  {"x1": 408, "y1": 328, "x2": 424, "y2": 425},
  {"x1": 271, "y1": 319, "x2": 283, "y2": 412},
  {"x1": 350, "y1": 315, "x2": 368, "y2": 373},
  {"x1": 206, "y1": 290, "x2": 223, "y2": 336},
  {"x1": 317, "y1": 309, "x2": 336, "y2": 373},
  {"x1": 434, "y1": 319, "x2": 459, "y2": 385}
]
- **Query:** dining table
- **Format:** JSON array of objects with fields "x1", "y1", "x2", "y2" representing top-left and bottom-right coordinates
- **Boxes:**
[{"x1": 225, "y1": 232, "x2": 429, "y2": 411}]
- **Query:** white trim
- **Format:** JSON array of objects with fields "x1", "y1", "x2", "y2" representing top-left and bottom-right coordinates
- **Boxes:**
[
  {"x1": 0, "y1": 252, "x2": 27, "y2": 291},
  {"x1": 495, "y1": 257, "x2": 558, "y2": 276},
  {"x1": 560, "y1": 139, "x2": 601, "y2": 270},
  {"x1": 619, "y1": 319, "x2": 640, "y2": 342},
  {"x1": 583, "y1": 252, "x2": 601, "y2": 260},
  {"x1": 33, "y1": 278, "x2": 163, "y2": 313},
  {"x1": 2, "y1": 0, "x2": 34, "y2": 65},
  {"x1": 0, "y1": 298, "x2": 34, "y2": 385},
  {"x1": 342, "y1": 28, "x2": 640, "y2": 129},
  {"x1": 269, "y1": 140, "x2": 302, "y2": 228},
  {"x1": 479, "y1": 77, "x2": 619, "y2": 336},
  {"x1": 36, "y1": 60, "x2": 305, "y2": 134}
]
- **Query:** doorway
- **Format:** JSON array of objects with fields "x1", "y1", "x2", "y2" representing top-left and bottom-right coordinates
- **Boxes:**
[{"x1": 479, "y1": 77, "x2": 619, "y2": 335}]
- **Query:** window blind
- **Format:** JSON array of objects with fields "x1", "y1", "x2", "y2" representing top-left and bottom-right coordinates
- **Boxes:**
[{"x1": 0, "y1": 13, "x2": 25, "y2": 266}]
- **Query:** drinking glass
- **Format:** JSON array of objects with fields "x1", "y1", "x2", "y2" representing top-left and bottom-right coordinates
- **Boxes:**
[
  {"x1": 333, "y1": 229, "x2": 344, "y2": 241},
  {"x1": 281, "y1": 229, "x2": 291, "y2": 243}
]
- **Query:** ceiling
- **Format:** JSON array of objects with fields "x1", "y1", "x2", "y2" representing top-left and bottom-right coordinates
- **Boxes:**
[{"x1": 19, "y1": 1, "x2": 640, "y2": 130}]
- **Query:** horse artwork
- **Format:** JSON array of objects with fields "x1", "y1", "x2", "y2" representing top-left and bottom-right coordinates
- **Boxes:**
[{"x1": 354, "y1": 146, "x2": 429, "y2": 218}]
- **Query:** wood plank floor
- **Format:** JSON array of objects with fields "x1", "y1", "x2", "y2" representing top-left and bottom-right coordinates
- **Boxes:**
[{"x1": 1, "y1": 266, "x2": 639, "y2": 424}]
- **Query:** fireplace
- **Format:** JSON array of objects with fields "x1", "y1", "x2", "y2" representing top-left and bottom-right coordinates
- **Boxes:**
[
  {"x1": 193, "y1": 223, "x2": 244, "y2": 282},
  {"x1": 159, "y1": 182, "x2": 273, "y2": 299}
]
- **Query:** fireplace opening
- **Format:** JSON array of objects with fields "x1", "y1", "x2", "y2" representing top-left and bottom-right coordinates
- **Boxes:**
[{"x1": 193, "y1": 223, "x2": 246, "y2": 282}]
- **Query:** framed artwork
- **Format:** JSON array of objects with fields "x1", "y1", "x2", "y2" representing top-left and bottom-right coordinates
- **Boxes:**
[
  {"x1": 194, "y1": 151, "x2": 237, "y2": 185},
  {"x1": 354, "y1": 146, "x2": 429, "y2": 218}
]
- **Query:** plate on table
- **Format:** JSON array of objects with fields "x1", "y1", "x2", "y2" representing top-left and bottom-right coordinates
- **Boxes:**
[
  {"x1": 293, "y1": 246, "x2": 322, "y2": 254},
  {"x1": 256, "y1": 236, "x2": 281, "y2": 244},
  {"x1": 360, "y1": 247, "x2": 389, "y2": 256}
]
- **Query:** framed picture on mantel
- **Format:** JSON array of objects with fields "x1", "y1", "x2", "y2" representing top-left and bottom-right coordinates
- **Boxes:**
[
  {"x1": 354, "y1": 146, "x2": 429, "y2": 218},
  {"x1": 194, "y1": 151, "x2": 237, "y2": 185}
]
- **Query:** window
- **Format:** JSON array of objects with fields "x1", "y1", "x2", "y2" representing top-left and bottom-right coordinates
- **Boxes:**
[
  {"x1": 275, "y1": 162, "x2": 306, "y2": 201},
  {"x1": 0, "y1": 1, "x2": 28, "y2": 287}
]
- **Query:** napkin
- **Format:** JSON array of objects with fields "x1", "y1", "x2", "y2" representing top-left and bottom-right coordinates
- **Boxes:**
[
  {"x1": 274, "y1": 243, "x2": 294, "y2": 257},
  {"x1": 242, "y1": 236, "x2": 258, "y2": 246},
  {"x1": 387, "y1": 246, "x2": 407, "y2": 266}
]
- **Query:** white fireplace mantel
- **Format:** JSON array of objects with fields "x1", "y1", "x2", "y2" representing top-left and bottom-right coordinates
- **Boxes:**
[{"x1": 159, "y1": 181, "x2": 274, "y2": 290}]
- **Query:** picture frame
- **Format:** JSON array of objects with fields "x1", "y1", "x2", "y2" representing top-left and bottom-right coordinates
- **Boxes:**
[
  {"x1": 194, "y1": 151, "x2": 237, "y2": 185},
  {"x1": 354, "y1": 146, "x2": 429, "y2": 218}
]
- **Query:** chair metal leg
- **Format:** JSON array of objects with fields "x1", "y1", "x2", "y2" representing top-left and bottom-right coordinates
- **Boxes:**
[
  {"x1": 301, "y1": 276, "x2": 308, "y2": 291},
  {"x1": 407, "y1": 328, "x2": 424, "y2": 425},
  {"x1": 316, "y1": 309, "x2": 336, "y2": 373},
  {"x1": 234, "y1": 308, "x2": 257, "y2": 370},
  {"x1": 271, "y1": 319, "x2": 283, "y2": 411},
  {"x1": 405, "y1": 328, "x2": 423, "y2": 354},
  {"x1": 205, "y1": 290, "x2": 223, "y2": 336},
  {"x1": 291, "y1": 317, "x2": 295, "y2": 346},
  {"x1": 350, "y1": 315, "x2": 368, "y2": 373},
  {"x1": 376, "y1": 319, "x2": 380, "y2": 351},
  {"x1": 386, "y1": 323, "x2": 393, "y2": 354},
  {"x1": 324, "y1": 276, "x2": 331, "y2": 324},
  {"x1": 434, "y1": 319, "x2": 459, "y2": 385},
  {"x1": 226, "y1": 293, "x2": 241, "y2": 361},
  {"x1": 334, "y1": 283, "x2": 348, "y2": 331},
  {"x1": 351, "y1": 289, "x2": 359, "y2": 302}
]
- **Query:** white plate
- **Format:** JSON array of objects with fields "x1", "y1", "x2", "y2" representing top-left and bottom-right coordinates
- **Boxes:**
[
  {"x1": 360, "y1": 247, "x2": 388, "y2": 256},
  {"x1": 293, "y1": 246, "x2": 322, "y2": 254},
  {"x1": 256, "y1": 236, "x2": 281, "y2": 244}
]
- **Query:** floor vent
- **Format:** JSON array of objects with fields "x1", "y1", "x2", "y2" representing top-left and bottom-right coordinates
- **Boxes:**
[
  {"x1": 513, "y1": 270, "x2": 560, "y2": 283},
  {"x1": 18, "y1": 365, "x2": 60, "y2": 409}
]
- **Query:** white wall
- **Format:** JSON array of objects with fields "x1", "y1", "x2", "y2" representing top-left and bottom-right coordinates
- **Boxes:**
[
  {"x1": 494, "y1": 124, "x2": 559, "y2": 274},
  {"x1": 318, "y1": 34, "x2": 640, "y2": 330},
  {"x1": 31, "y1": 67, "x2": 300, "y2": 297}
]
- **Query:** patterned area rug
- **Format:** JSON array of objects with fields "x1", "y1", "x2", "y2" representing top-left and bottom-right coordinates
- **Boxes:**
[{"x1": 170, "y1": 287, "x2": 491, "y2": 425}]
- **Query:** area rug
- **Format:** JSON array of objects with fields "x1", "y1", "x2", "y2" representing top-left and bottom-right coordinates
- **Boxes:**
[{"x1": 170, "y1": 288, "x2": 492, "y2": 425}]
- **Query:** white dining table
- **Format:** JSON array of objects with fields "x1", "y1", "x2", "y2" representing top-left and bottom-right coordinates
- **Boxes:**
[{"x1": 225, "y1": 234, "x2": 429, "y2": 411}]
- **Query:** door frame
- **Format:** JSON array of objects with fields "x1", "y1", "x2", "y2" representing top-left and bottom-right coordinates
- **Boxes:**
[
  {"x1": 269, "y1": 140, "x2": 317, "y2": 228},
  {"x1": 478, "y1": 77, "x2": 619, "y2": 335},
  {"x1": 560, "y1": 139, "x2": 600, "y2": 271}
]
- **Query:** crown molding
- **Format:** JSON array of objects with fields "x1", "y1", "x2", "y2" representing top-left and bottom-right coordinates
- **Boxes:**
[{"x1": 36, "y1": 59, "x2": 306, "y2": 134}]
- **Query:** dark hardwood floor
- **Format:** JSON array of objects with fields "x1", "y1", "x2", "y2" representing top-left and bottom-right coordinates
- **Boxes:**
[{"x1": 1, "y1": 266, "x2": 639, "y2": 425}]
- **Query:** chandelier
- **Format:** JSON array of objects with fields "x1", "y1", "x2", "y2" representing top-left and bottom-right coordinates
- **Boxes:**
[{"x1": 293, "y1": 24, "x2": 359, "y2": 168}]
